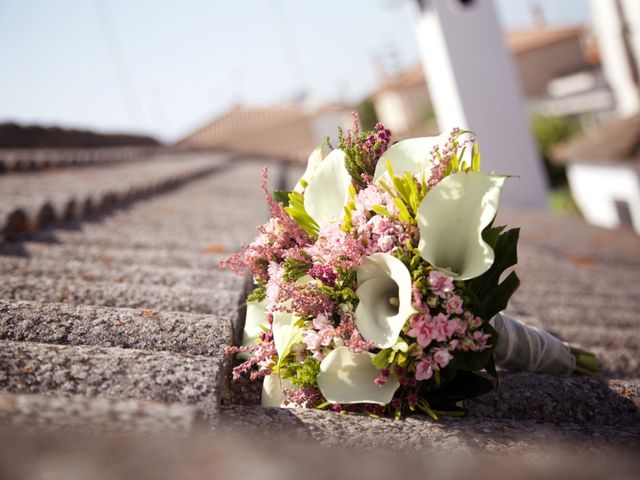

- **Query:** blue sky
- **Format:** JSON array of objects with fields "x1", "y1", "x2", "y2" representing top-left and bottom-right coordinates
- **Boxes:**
[{"x1": 0, "y1": 0, "x2": 589, "y2": 142}]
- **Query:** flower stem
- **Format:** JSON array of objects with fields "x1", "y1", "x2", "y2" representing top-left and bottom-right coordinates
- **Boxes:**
[{"x1": 570, "y1": 346, "x2": 599, "y2": 376}]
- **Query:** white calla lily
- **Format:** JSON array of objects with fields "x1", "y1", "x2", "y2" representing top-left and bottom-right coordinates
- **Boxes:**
[
  {"x1": 272, "y1": 310, "x2": 303, "y2": 365},
  {"x1": 238, "y1": 299, "x2": 267, "y2": 360},
  {"x1": 316, "y1": 347, "x2": 400, "y2": 404},
  {"x1": 242, "y1": 299, "x2": 266, "y2": 347},
  {"x1": 294, "y1": 146, "x2": 323, "y2": 193},
  {"x1": 355, "y1": 253, "x2": 418, "y2": 348},
  {"x1": 303, "y1": 149, "x2": 352, "y2": 226},
  {"x1": 261, "y1": 373, "x2": 296, "y2": 407},
  {"x1": 417, "y1": 171, "x2": 507, "y2": 280},
  {"x1": 373, "y1": 134, "x2": 448, "y2": 183}
]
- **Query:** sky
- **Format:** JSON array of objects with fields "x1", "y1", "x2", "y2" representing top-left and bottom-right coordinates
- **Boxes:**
[{"x1": 0, "y1": 0, "x2": 590, "y2": 142}]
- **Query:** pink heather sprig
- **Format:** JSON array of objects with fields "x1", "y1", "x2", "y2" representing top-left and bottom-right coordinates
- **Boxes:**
[
  {"x1": 308, "y1": 263, "x2": 338, "y2": 287},
  {"x1": 220, "y1": 168, "x2": 311, "y2": 281},
  {"x1": 283, "y1": 387, "x2": 322, "y2": 408}
]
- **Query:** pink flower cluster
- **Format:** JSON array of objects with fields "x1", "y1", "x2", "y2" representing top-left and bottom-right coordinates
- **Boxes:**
[
  {"x1": 407, "y1": 271, "x2": 491, "y2": 381},
  {"x1": 351, "y1": 184, "x2": 418, "y2": 255},
  {"x1": 302, "y1": 307, "x2": 373, "y2": 361}
]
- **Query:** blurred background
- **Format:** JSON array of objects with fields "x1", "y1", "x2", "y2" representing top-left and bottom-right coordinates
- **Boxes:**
[{"x1": 0, "y1": 0, "x2": 639, "y2": 230}]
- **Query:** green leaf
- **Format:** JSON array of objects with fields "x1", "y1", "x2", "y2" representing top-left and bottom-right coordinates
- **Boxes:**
[
  {"x1": 372, "y1": 349, "x2": 392, "y2": 369},
  {"x1": 272, "y1": 190, "x2": 291, "y2": 206},
  {"x1": 285, "y1": 191, "x2": 319, "y2": 237},
  {"x1": 468, "y1": 228, "x2": 520, "y2": 320},
  {"x1": 371, "y1": 205, "x2": 393, "y2": 217}
]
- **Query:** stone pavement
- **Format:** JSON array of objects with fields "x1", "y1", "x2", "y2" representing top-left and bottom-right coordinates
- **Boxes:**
[{"x1": 0, "y1": 150, "x2": 638, "y2": 477}]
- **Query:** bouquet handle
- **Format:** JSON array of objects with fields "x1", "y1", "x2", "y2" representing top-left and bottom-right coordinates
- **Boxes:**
[{"x1": 491, "y1": 313, "x2": 598, "y2": 375}]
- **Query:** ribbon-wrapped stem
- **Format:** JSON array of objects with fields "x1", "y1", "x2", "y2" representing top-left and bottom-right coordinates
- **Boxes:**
[{"x1": 491, "y1": 313, "x2": 598, "y2": 376}]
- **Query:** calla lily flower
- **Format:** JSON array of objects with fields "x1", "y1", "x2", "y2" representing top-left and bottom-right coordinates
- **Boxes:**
[
  {"x1": 303, "y1": 149, "x2": 352, "y2": 227},
  {"x1": 261, "y1": 373, "x2": 295, "y2": 407},
  {"x1": 417, "y1": 171, "x2": 507, "y2": 280},
  {"x1": 316, "y1": 346, "x2": 400, "y2": 404},
  {"x1": 373, "y1": 134, "x2": 448, "y2": 183},
  {"x1": 238, "y1": 299, "x2": 267, "y2": 360},
  {"x1": 355, "y1": 253, "x2": 418, "y2": 348},
  {"x1": 272, "y1": 310, "x2": 303, "y2": 365},
  {"x1": 294, "y1": 146, "x2": 323, "y2": 193},
  {"x1": 242, "y1": 299, "x2": 267, "y2": 348}
]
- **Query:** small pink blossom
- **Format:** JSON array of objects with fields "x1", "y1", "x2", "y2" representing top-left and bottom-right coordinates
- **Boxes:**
[
  {"x1": 407, "y1": 313, "x2": 433, "y2": 348},
  {"x1": 415, "y1": 358, "x2": 434, "y2": 381},
  {"x1": 433, "y1": 349, "x2": 453, "y2": 368},
  {"x1": 445, "y1": 295, "x2": 464, "y2": 315},
  {"x1": 428, "y1": 271, "x2": 454, "y2": 298}
]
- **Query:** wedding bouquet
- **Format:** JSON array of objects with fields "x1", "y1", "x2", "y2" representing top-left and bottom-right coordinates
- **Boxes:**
[{"x1": 223, "y1": 115, "x2": 597, "y2": 418}]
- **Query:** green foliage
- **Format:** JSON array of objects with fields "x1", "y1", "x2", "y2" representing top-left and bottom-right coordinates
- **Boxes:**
[
  {"x1": 246, "y1": 284, "x2": 266, "y2": 302},
  {"x1": 285, "y1": 191, "x2": 319, "y2": 237},
  {"x1": 282, "y1": 256, "x2": 312, "y2": 282},
  {"x1": 531, "y1": 114, "x2": 582, "y2": 188},
  {"x1": 272, "y1": 190, "x2": 291, "y2": 206},
  {"x1": 356, "y1": 97, "x2": 379, "y2": 131},
  {"x1": 378, "y1": 160, "x2": 427, "y2": 223},
  {"x1": 468, "y1": 227, "x2": 520, "y2": 320},
  {"x1": 281, "y1": 356, "x2": 321, "y2": 388}
]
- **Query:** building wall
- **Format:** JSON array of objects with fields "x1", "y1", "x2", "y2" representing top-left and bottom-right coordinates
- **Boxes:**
[
  {"x1": 567, "y1": 163, "x2": 640, "y2": 234},
  {"x1": 514, "y1": 38, "x2": 591, "y2": 98},
  {"x1": 374, "y1": 86, "x2": 431, "y2": 135}
]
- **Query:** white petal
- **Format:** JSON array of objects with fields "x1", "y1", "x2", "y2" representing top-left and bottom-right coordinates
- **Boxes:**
[
  {"x1": 242, "y1": 300, "x2": 266, "y2": 347},
  {"x1": 373, "y1": 135, "x2": 447, "y2": 183},
  {"x1": 272, "y1": 310, "x2": 302, "y2": 364},
  {"x1": 261, "y1": 374, "x2": 296, "y2": 408},
  {"x1": 316, "y1": 347, "x2": 400, "y2": 404},
  {"x1": 294, "y1": 146, "x2": 323, "y2": 193},
  {"x1": 303, "y1": 149, "x2": 352, "y2": 226},
  {"x1": 417, "y1": 171, "x2": 507, "y2": 280},
  {"x1": 355, "y1": 253, "x2": 417, "y2": 348}
]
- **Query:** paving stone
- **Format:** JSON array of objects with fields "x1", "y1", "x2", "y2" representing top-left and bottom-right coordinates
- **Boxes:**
[
  {"x1": 0, "y1": 256, "x2": 244, "y2": 291},
  {"x1": 466, "y1": 373, "x2": 640, "y2": 426},
  {"x1": 0, "y1": 274, "x2": 242, "y2": 318},
  {"x1": 0, "y1": 428, "x2": 638, "y2": 480},
  {"x1": 0, "y1": 393, "x2": 201, "y2": 433},
  {"x1": 0, "y1": 340, "x2": 224, "y2": 417},
  {"x1": 220, "y1": 405, "x2": 640, "y2": 451},
  {"x1": 0, "y1": 240, "x2": 229, "y2": 270},
  {"x1": 0, "y1": 300, "x2": 233, "y2": 357},
  {"x1": 0, "y1": 152, "x2": 231, "y2": 238}
]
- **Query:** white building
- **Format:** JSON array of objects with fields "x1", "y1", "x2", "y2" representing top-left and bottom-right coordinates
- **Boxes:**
[{"x1": 554, "y1": 113, "x2": 640, "y2": 234}]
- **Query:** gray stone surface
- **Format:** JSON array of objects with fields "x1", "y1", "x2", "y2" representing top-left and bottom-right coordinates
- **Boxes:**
[
  {"x1": 220, "y1": 405, "x2": 640, "y2": 451},
  {"x1": 0, "y1": 274, "x2": 242, "y2": 318},
  {"x1": 0, "y1": 151, "x2": 231, "y2": 238},
  {"x1": 0, "y1": 300, "x2": 232, "y2": 357},
  {"x1": 0, "y1": 240, "x2": 229, "y2": 270},
  {"x1": 0, "y1": 340, "x2": 225, "y2": 416},
  {"x1": 0, "y1": 256, "x2": 244, "y2": 291},
  {"x1": 0, "y1": 393, "x2": 200, "y2": 433}
]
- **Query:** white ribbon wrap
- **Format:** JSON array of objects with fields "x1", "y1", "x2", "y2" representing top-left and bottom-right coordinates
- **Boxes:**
[{"x1": 491, "y1": 313, "x2": 576, "y2": 374}]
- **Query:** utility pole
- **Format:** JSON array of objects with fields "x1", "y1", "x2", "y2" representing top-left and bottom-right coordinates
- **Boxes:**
[{"x1": 411, "y1": 0, "x2": 548, "y2": 206}]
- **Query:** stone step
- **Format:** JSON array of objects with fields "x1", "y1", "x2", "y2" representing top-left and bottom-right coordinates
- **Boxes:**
[
  {"x1": 0, "y1": 255, "x2": 244, "y2": 291},
  {"x1": 466, "y1": 373, "x2": 640, "y2": 425},
  {"x1": 0, "y1": 240, "x2": 229, "y2": 270},
  {"x1": 0, "y1": 146, "x2": 165, "y2": 173},
  {"x1": 0, "y1": 273, "x2": 242, "y2": 319},
  {"x1": 220, "y1": 404, "x2": 640, "y2": 451},
  {"x1": 0, "y1": 393, "x2": 200, "y2": 433},
  {"x1": 0, "y1": 153, "x2": 231, "y2": 238},
  {"x1": 2, "y1": 422, "x2": 640, "y2": 478},
  {"x1": 0, "y1": 300, "x2": 233, "y2": 357},
  {"x1": 0, "y1": 340, "x2": 224, "y2": 417}
]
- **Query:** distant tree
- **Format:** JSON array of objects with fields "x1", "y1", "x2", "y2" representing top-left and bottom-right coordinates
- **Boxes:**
[
  {"x1": 530, "y1": 114, "x2": 582, "y2": 188},
  {"x1": 357, "y1": 97, "x2": 379, "y2": 131}
]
